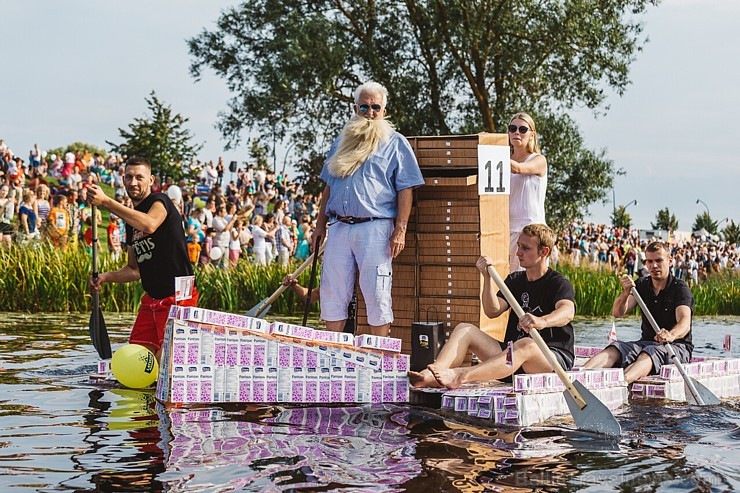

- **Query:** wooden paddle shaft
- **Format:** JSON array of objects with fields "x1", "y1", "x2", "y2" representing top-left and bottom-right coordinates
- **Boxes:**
[
  {"x1": 487, "y1": 265, "x2": 587, "y2": 410},
  {"x1": 630, "y1": 286, "x2": 706, "y2": 405},
  {"x1": 254, "y1": 242, "x2": 326, "y2": 318}
]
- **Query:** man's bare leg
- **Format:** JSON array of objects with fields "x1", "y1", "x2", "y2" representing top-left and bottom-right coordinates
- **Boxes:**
[
  {"x1": 325, "y1": 320, "x2": 346, "y2": 332},
  {"x1": 582, "y1": 346, "x2": 621, "y2": 369},
  {"x1": 429, "y1": 338, "x2": 549, "y2": 390},
  {"x1": 624, "y1": 353, "x2": 654, "y2": 384},
  {"x1": 407, "y1": 323, "x2": 501, "y2": 389},
  {"x1": 368, "y1": 323, "x2": 390, "y2": 336}
]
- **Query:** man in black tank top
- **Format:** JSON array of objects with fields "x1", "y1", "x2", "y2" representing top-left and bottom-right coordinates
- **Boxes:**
[
  {"x1": 87, "y1": 157, "x2": 198, "y2": 358},
  {"x1": 409, "y1": 224, "x2": 576, "y2": 390}
]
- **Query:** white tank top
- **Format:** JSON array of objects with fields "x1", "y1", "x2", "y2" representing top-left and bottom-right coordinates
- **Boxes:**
[{"x1": 509, "y1": 153, "x2": 547, "y2": 232}]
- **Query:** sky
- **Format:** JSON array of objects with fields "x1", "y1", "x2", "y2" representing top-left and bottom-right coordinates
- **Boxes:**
[{"x1": 1, "y1": 0, "x2": 737, "y2": 231}]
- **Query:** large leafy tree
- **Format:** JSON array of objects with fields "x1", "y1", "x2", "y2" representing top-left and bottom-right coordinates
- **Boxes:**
[
  {"x1": 188, "y1": 0, "x2": 656, "y2": 223},
  {"x1": 107, "y1": 92, "x2": 203, "y2": 181},
  {"x1": 652, "y1": 208, "x2": 679, "y2": 231},
  {"x1": 692, "y1": 212, "x2": 718, "y2": 235}
]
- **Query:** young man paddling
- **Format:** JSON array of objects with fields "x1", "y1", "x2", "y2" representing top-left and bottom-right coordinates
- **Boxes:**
[
  {"x1": 583, "y1": 241, "x2": 694, "y2": 383},
  {"x1": 408, "y1": 224, "x2": 576, "y2": 390},
  {"x1": 87, "y1": 157, "x2": 197, "y2": 358}
]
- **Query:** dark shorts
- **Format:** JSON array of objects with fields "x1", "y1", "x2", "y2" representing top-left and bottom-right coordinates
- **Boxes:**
[
  {"x1": 498, "y1": 341, "x2": 574, "y2": 382},
  {"x1": 608, "y1": 340, "x2": 691, "y2": 375},
  {"x1": 0, "y1": 222, "x2": 13, "y2": 235}
]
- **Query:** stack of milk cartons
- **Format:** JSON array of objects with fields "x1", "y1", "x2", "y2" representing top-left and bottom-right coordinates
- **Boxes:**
[
  {"x1": 630, "y1": 357, "x2": 740, "y2": 401},
  {"x1": 156, "y1": 306, "x2": 409, "y2": 404}
]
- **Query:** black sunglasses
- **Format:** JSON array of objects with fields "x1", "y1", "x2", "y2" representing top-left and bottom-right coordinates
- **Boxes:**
[
  {"x1": 359, "y1": 103, "x2": 382, "y2": 112},
  {"x1": 508, "y1": 124, "x2": 530, "y2": 134}
]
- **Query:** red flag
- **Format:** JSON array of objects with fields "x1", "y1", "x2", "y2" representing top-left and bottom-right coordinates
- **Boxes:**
[
  {"x1": 724, "y1": 334, "x2": 732, "y2": 351},
  {"x1": 608, "y1": 321, "x2": 618, "y2": 344},
  {"x1": 505, "y1": 341, "x2": 514, "y2": 367}
]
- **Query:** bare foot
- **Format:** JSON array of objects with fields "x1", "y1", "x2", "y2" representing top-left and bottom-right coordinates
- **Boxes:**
[
  {"x1": 407, "y1": 369, "x2": 442, "y2": 388},
  {"x1": 428, "y1": 364, "x2": 464, "y2": 390}
]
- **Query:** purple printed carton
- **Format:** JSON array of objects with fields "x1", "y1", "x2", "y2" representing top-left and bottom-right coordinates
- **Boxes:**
[
  {"x1": 395, "y1": 376, "x2": 408, "y2": 403},
  {"x1": 252, "y1": 341, "x2": 267, "y2": 366},
  {"x1": 377, "y1": 336, "x2": 402, "y2": 353},
  {"x1": 371, "y1": 370, "x2": 383, "y2": 403},
  {"x1": 226, "y1": 329, "x2": 240, "y2": 366},
  {"x1": 288, "y1": 324, "x2": 315, "y2": 341},
  {"x1": 199, "y1": 365, "x2": 214, "y2": 402},
  {"x1": 186, "y1": 327, "x2": 201, "y2": 365},
  {"x1": 312, "y1": 329, "x2": 340, "y2": 344},
  {"x1": 239, "y1": 337, "x2": 254, "y2": 366},
  {"x1": 318, "y1": 367, "x2": 332, "y2": 403},
  {"x1": 343, "y1": 366, "x2": 358, "y2": 402},
  {"x1": 251, "y1": 367, "x2": 266, "y2": 402},
  {"x1": 292, "y1": 347, "x2": 306, "y2": 368},
  {"x1": 171, "y1": 365, "x2": 187, "y2": 403},
  {"x1": 305, "y1": 349, "x2": 318, "y2": 368},
  {"x1": 266, "y1": 367, "x2": 279, "y2": 402},
  {"x1": 213, "y1": 331, "x2": 227, "y2": 366},
  {"x1": 278, "y1": 344, "x2": 291, "y2": 368},
  {"x1": 185, "y1": 365, "x2": 200, "y2": 403},
  {"x1": 291, "y1": 367, "x2": 305, "y2": 402},
  {"x1": 330, "y1": 366, "x2": 344, "y2": 403},
  {"x1": 172, "y1": 323, "x2": 188, "y2": 365},
  {"x1": 305, "y1": 367, "x2": 318, "y2": 403}
]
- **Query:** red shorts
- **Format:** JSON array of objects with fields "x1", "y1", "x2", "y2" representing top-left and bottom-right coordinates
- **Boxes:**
[{"x1": 129, "y1": 287, "x2": 199, "y2": 351}]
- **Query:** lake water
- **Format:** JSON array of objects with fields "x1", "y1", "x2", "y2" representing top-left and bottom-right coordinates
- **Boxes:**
[{"x1": 1, "y1": 313, "x2": 738, "y2": 492}]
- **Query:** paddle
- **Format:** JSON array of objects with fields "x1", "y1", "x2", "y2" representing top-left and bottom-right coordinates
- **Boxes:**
[
  {"x1": 246, "y1": 241, "x2": 326, "y2": 318},
  {"x1": 302, "y1": 235, "x2": 322, "y2": 327},
  {"x1": 630, "y1": 287, "x2": 720, "y2": 406},
  {"x1": 487, "y1": 265, "x2": 622, "y2": 437},
  {"x1": 89, "y1": 204, "x2": 111, "y2": 359}
]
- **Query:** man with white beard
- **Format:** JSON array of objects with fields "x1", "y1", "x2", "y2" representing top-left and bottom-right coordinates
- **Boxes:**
[{"x1": 312, "y1": 82, "x2": 424, "y2": 336}]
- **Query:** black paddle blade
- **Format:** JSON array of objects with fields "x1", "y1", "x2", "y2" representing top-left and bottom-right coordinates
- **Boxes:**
[
  {"x1": 563, "y1": 380, "x2": 622, "y2": 437},
  {"x1": 89, "y1": 295, "x2": 111, "y2": 360}
]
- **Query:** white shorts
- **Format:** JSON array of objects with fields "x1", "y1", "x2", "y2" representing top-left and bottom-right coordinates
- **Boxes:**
[{"x1": 320, "y1": 219, "x2": 394, "y2": 326}]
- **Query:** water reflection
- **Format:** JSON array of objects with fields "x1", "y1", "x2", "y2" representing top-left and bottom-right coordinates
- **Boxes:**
[{"x1": 0, "y1": 314, "x2": 738, "y2": 492}]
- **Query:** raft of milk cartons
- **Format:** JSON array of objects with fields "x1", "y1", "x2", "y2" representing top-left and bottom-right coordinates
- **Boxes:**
[
  {"x1": 154, "y1": 306, "x2": 410, "y2": 405},
  {"x1": 430, "y1": 346, "x2": 628, "y2": 427},
  {"x1": 630, "y1": 355, "x2": 740, "y2": 402}
]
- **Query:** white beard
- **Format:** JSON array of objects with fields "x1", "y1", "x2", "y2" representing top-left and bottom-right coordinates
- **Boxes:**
[{"x1": 327, "y1": 115, "x2": 395, "y2": 178}]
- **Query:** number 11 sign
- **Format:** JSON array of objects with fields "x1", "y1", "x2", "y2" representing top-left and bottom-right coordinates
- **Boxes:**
[{"x1": 478, "y1": 145, "x2": 511, "y2": 195}]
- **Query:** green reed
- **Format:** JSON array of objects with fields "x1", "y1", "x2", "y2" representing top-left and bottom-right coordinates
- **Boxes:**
[
  {"x1": 3, "y1": 244, "x2": 736, "y2": 316},
  {"x1": 0, "y1": 243, "x2": 319, "y2": 315},
  {"x1": 556, "y1": 261, "x2": 740, "y2": 316}
]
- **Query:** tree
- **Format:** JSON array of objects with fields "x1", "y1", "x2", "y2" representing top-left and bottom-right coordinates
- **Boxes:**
[
  {"x1": 107, "y1": 92, "x2": 203, "y2": 181},
  {"x1": 652, "y1": 208, "x2": 679, "y2": 232},
  {"x1": 249, "y1": 139, "x2": 271, "y2": 171},
  {"x1": 722, "y1": 220, "x2": 740, "y2": 244},
  {"x1": 188, "y1": 0, "x2": 655, "y2": 222},
  {"x1": 611, "y1": 206, "x2": 633, "y2": 229},
  {"x1": 692, "y1": 212, "x2": 718, "y2": 235},
  {"x1": 46, "y1": 142, "x2": 108, "y2": 160}
]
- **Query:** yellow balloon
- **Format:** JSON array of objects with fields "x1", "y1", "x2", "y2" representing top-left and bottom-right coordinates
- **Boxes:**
[{"x1": 111, "y1": 344, "x2": 160, "y2": 389}]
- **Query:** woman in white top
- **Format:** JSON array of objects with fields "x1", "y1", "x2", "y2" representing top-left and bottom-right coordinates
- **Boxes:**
[
  {"x1": 508, "y1": 112, "x2": 547, "y2": 272},
  {"x1": 250, "y1": 214, "x2": 275, "y2": 266}
]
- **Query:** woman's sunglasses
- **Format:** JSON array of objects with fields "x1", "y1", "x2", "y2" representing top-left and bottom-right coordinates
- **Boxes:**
[
  {"x1": 359, "y1": 103, "x2": 382, "y2": 112},
  {"x1": 508, "y1": 125, "x2": 530, "y2": 134}
]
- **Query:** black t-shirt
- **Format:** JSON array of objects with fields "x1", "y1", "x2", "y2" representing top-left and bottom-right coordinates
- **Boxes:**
[
  {"x1": 634, "y1": 274, "x2": 694, "y2": 348},
  {"x1": 497, "y1": 268, "x2": 576, "y2": 359},
  {"x1": 125, "y1": 192, "x2": 193, "y2": 299}
]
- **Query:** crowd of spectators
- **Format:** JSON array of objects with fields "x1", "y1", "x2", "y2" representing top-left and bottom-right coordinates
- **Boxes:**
[
  {"x1": 2, "y1": 138, "x2": 737, "y2": 284},
  {"x1": 0, "y1": 139, "x2": 322, "y2": 269},
  {"x1": 561, "y1": 221, "x2": 740, "y2": 284}
]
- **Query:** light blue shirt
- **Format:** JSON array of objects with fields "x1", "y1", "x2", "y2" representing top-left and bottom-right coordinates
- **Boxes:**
[{"x1": 320, "y1": 132, "x2": 424, "y2": 219}]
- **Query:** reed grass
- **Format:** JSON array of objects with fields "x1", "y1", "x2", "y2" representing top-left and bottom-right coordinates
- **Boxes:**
[
  {"x1": 2, "y1": 244, "x2": 737, "y2": 316},
  {"x1": 555, "y1": 261, "x2": 740, "y2": 316},
  {"x1": 0, "y1": 242, "x2": 319, "y2": 315}
]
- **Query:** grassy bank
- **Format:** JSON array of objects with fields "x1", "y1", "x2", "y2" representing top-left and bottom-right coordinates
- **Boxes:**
[
  {"x1": 2, "y1": 245, "x2": 738, "y2": 316},
  {"x1": 0, "y1": 243, "x2": 315, "y2": 315},
  {"x1": 555, "y1": 262, "x2": 740, "y2": 316}
]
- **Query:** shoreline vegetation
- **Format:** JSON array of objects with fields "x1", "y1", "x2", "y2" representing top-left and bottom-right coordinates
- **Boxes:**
[{"x1": 2, "y1": 245, "x2": 738, "y2": 316}]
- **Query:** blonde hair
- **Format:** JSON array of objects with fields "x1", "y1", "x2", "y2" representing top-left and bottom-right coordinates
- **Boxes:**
[
  {"x1": 509, "y1": 112, "x2": 540, "y2": 154},
  {"x1": 521, "y1": 223, "x2": 554, "y2": 255}
]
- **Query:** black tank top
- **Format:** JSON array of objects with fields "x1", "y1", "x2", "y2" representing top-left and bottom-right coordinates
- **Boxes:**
[{"x1": 126, "y1": 192, "x2": 193, "y2": 299}]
